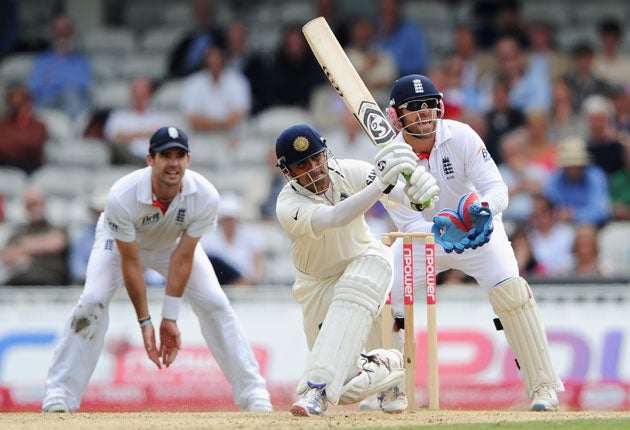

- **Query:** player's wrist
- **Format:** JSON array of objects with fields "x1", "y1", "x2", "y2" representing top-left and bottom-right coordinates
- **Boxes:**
[
  {"x1": 138, "y1": 315, "x2": 151, "y2": 328},
  {"x1": 373, "y1": 175, "x2": 394, "y2": 193},
  {"x1": 162, "y1": 295, "x2": 182, "y2": 320}
]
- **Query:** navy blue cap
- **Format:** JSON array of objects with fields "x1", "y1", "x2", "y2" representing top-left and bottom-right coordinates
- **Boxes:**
[
  {"x1": 149, "y1": 126, "x2": 190, "y2": 152},
  {"x1": 275, "y1": 124, "x2": 327, "y2": 169},
  {"x1": 389, "y1": 74, "x2": 442, "y2": 108}
]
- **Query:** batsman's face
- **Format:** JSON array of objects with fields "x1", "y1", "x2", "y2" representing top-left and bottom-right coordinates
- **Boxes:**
[
  {"x1": 149, "y1": 148, "x2": 191, "y2": 186},
  {"x1": 289, "y1": 152, "x2": 330, "y2": 195}
]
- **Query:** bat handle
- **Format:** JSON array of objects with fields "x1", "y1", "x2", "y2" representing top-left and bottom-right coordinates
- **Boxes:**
[{"x1": 402, "y1": 172, "x2": 433, "y2": 210}]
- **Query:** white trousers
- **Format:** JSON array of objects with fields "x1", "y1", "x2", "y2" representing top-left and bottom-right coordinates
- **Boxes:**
[{"x1": 43, "y1": 222, "x2": 270, "y2": 411}]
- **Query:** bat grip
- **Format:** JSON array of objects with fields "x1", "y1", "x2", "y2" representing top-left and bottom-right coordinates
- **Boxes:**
[{"x1": 402, "y1": 172, "x2": 433, "y2": 210}]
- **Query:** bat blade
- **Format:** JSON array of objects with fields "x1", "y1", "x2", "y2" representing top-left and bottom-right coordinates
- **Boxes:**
[{"x1": 302, "y1": 17, "x2": 396, "y2": 147}]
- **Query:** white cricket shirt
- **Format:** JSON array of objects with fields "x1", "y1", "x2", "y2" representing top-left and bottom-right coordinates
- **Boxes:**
[{"x1": 104, "y1": 167, "x2": 219, "y2": 250}]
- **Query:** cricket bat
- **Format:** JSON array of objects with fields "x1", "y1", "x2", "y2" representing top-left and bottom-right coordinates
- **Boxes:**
[
  {"x1": 302, "y1": 17, "x2": 432, "y2": 209},
  {"x1": 302, "y1": 16, "x2": 396, "y2": 147}
]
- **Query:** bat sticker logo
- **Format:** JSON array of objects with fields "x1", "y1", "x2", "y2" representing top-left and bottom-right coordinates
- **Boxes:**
[{"x1": 358, "y1": 102, "x2": 396, "y2": 145}]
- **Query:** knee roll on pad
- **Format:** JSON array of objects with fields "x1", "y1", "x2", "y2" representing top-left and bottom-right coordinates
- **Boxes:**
[
  {"x1": 489, "y1": 277, "x2": 564, "y2": 397},
  {"x1": 298, "y1": 255, "x2": 393, "y2": 404}
]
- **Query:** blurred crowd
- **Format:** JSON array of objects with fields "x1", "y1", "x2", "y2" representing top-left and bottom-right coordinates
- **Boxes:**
[{"x1": 1, "y1": 0, "x2": 630, "y2": 287}]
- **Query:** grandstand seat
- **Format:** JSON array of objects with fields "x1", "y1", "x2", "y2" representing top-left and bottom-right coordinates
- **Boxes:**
[
  {"x1": 82, "y1": 28, "x2": 136, "y2": 56},
  {"x1": 597, "y1": 221, "x2": 630, "y2": 277},
  {"x1": 30, "y1": 165, "x2": 93, "y2": 199},
  {"x1": 152, "y1": 79, "x2": 184, "y2": 110},
  {"x1": 141, "y1": 28, "x2": 185, "y2": 55},
  {"x1": 36, "y1": 108, "x2": 74, "y2": 144},
  {"x1": 118, "y1": 54, "x2": 168, "y2": 81},
  {"x1": 45, "y1": 138, "x2": 112, "y2": 168},
  {"x1": 0, "y1": 167, "x2": 28, "y2": 223},
  {"x1": 0, "y1": 54, "x2": 34, "y2": 85},
  {"x1": 90, "y1": 55, "x2": 121, "y2": 83},
  {"x1": 92, "y1": 165, "x2": 139, "y2": 190},
  {"x1": 403, "y1": 1, "x2": 451, "y2": 27},
  {"x1": 251, "y1": 106, "x2": 315, "y2": 142},
  {"x1": 92, "y1": 81, "x2": 131, "y2": 110}
]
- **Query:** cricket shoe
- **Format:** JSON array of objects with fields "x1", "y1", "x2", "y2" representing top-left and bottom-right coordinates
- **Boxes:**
[
  {"x1": 244, "y1": 396, "x2": 273, "y2": 412},
  {"x1": 378, "y1": 383, "x2": 407, "y2": 413},
  {"x1": 358, "y1": 394, "x2": 379, "y2": 411},
  {"x1": 530, "y1": 386, "x2": 559, "y2": 411},
  {"x1": 291, "y1": 381, "x2": 328, "y2": 417},
  {"x1": 42, "y1": 397, "x2": 69, "y2": 413}
]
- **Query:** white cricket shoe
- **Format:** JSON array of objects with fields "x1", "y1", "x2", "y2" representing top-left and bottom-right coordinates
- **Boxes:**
[
  {"x1": 530, "y1": 386, "x2": 559, "y2": 411},
  {"x1": 42, "y1": 398, "x2": 69, "y2": 413},
  {"x1": 244, "y1": 397, "x2": 273, "y2": 412},
  {"x1": 291, "y1": 381, "x2": 328, "y2": 417},
  {"x1": 378, "y1": 384, "x2": 407, "y2": 413}
]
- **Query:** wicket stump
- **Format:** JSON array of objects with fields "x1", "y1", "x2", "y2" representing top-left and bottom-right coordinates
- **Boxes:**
[{"x1": 381, "y1": 232, "x2": 439, "y2": 411}]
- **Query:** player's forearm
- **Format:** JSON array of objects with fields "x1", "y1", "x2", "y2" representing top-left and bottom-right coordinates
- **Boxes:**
[
  {"x1": 164, "y1": 248, "x2": 193, "y2": 298},
  {"x1": 478, "y1": 180, "x2": 509, "y2": 215},
  {"x1": 120, "y1": 259, "x2": 150, "y2": 320},
  {"x1": 311, "y1": 182, "x2": 383, "y2": 234}
]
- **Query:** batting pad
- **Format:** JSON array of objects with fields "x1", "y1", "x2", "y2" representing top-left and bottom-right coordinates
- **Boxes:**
[
  {"x1": 299, "y1": 255, "x2": 392, "y2": 404},
  {"x1": 489, "y1": 277, "x2": 564, "y2": 397}
]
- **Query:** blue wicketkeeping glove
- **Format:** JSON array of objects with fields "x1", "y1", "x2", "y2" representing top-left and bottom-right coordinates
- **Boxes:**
[
  {"x1": 457, "y1": 192, "x2": 494, "y2": 249},
  {"x1": 431, "y1": 209, "x2": 471, "y2": 254}
]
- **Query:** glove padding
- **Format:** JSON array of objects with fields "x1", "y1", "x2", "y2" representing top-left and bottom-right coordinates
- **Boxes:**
[
  {"x1": 431, "y1": 209, "x2": 471, "y2": 254},
  {"x1": 373, "y1": 141, "x2": 417, "y2": 186},
  {"x1": 404, "y1": 166, "x2": 439, "y2": 210},
  {"x1": 456, "y1": 192, "x2": 494, "y2": 249}
]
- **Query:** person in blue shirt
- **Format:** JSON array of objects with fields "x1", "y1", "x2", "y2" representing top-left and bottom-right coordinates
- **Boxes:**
[
  {"x1": 375, "y1": 0, "x2": 430, "y2": 77},
  {"x1": 544, "y1": 137, "x2": 611, "y2": 227},
  {"x1": 28, "y1": 14, "x2": 92, "y2": 119}
]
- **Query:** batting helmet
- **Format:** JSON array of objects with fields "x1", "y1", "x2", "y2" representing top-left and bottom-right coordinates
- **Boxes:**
[
  {"x1": 275, "y1": 124, "x2": 327, "y2": 169},
  {"x1": 389, "y1": 74, "x2": 442, "y2": 108}
]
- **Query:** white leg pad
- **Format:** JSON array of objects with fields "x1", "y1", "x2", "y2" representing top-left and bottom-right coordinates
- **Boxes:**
[
  {"x1": 338, "y1": 349, "x2": 405, "y2": 405},
  {"x1": 297, "y1": 255, "x2": 391, "y2": 405},
  {"x1": 489, "y1": 277, "x2": 564, "y2": 397}
]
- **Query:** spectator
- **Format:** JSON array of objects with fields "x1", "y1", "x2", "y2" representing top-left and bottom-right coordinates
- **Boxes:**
[
  {"x1": 0, "y1": 186, "x2": 69, "y2": 285},
  {"x1": 0, "y1": 0, "x2": 17, "y2": 60},
  {"x1": 569, "y1": 223, "x2": 604, "y2": 278},
  {"x1": 200, "y1": 193, "x2": 264, "y2": 287},
  {"x1": 314, "y1": 0, "x2": 351, "y2": 47},
  {"x1": 527, "y1": 194, "x2": 574, "y2": 277},
  {"x1": 167, "y1": 0, "x2": 224, "y2": 79},
  {"x1": 609, "y1": 136, "x2": 630, "y2": 221},
  {"x1": 224, "y1": 21, "x2": 272, "y2": 115},
  {"x1": 498, "y1": 129, "x2": 550, "y2": 222},
  {"x1": 68, "y1": 188, "x2": 107, "y2": 285},
  {"x1": 450, "y1": 24, "x2": 494, "y2": 112},
  {"x1": 479, "y1": 34, "x2": 551, "y2": 113},
  {"x1": 375, "y1": 0, "x2": 430, "y2": 76},
  {"x1": 593, "y1": 18, "x2": 630, "y2": 89},
  {"x1": 180, "y1": 44, "x2": 251, "y2": 149},
  {"x1": 0, "y1": 84, "x2": 48, "y2": 174},
  {"x1": 268, "y1": 24, "x2": 325, "y2": 108},
  {"x1": 548, "y1": 77, "x2": 585, "y2": 142},
  {"x1": 611, "y1": 87, "x2": 630, "y2": 134},
  {"x1": 28, "y1": 13, "x2": 93, "y2": 120},
  {"x1": 526, "y1": 19, "x2": 571, "y2": 82},
  {"x1": 582, "y1": 94, "x2": 625, "y2": 176},
  {"x1": 473, "y1": 0, "x2": 529, "y2": 50},
  {"x1": 544, "y1": 137, "x2": 611, "y2": 227},
  {"x1": 103, "y1": 77, "x2": 173, "y2": 166},
  {"x1": 509, "y1": 225, "x2": 546, "y2": 278},
  {"x1": 525, "y1": 110, "x2": 557, "y2": 173},
  {"x1": 483, "y1": 75, "x2": 525, "y2": 163},
  {"x1": 323, "y1": 110, "x2": 377, "y2": 162},
  {"x1": 563, "y1": 42, "x2": 615, "y2": 112},
  {"x1": 346, "y1": 15, "x2": 397, "y2": 108}
]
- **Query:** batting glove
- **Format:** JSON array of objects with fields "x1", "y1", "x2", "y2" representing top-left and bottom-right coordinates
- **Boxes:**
[
  {"x1": 373, "y1": 141, "x2": 418, "y2": 186},
  {"x1": 404, "y1": 165, "x2": 439, "y2": 210}
]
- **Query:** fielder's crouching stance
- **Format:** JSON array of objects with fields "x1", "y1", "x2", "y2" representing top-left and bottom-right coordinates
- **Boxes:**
[
  {"x1": 42, "y1": 126, "x2": 272, "y2": 413},
  {"x1": 274, "y1": 124, "x2": 439, "y2": 416},
  {"x1": 385, "y1": 74, "x2": 564, "y2": 411}
]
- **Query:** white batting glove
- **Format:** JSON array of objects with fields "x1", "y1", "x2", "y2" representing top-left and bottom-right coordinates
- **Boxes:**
[
  {"x1": 404, "y1": 166, "x2": 439, "y2": 210},
  {"x1": 373, "y1": 141, "x2": 418, "y2": 186}
]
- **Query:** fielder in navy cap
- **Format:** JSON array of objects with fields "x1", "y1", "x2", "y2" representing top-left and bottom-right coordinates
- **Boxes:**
[{"x1": 149, "y1": 126, "x2": 190, "y2": 153}]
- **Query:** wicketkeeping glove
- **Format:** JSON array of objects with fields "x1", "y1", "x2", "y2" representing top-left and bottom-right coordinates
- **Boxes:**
[
  {"x1": 456, "y1": 192, "x2": 494, "y2": 249},
  {"x1": 373, "y1": 141, "x2": 417, "y2": 186},
  {"x1": 404, "y1": 165, "x2": 439, "y2": 210},
  {"x1": 431, "y1": 209, "x2": 471, "y2": 254}
]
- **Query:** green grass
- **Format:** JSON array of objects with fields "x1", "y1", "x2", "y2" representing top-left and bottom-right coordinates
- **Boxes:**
[{"x1": 356, "y1": 418, "x2": 630, "y2": 430}]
